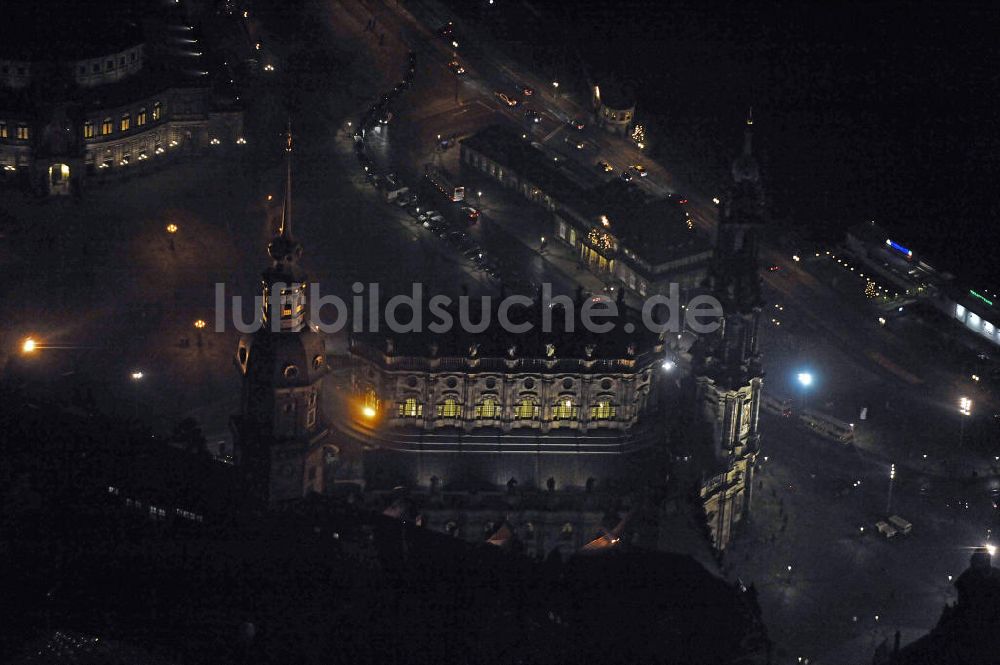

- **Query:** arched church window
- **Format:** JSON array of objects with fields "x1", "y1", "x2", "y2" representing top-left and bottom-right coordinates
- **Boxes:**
[
  {"x1": 398, "y1": 398, "x2": 423, "y2": 418},
  {"x1": 474, "y1": 396, "x2": 499, "y2": 419},
  {"x1": 590, "y1": 400, "x2": 616, "y2": 420},
  {"x1": 513, "y1": 397, "x2": 539, "y2": 420},
  {"x1": 552, "y1": 399, "x2": 578, "y2": 420},
  {"x1": 437, "y1": 398, "x2": 461, "y2": 418}
]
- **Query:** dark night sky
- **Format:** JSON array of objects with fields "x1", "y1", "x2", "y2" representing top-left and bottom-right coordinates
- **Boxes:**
[{"x1": 544, "y1": 0, "x2": 1000, "y2": 288}]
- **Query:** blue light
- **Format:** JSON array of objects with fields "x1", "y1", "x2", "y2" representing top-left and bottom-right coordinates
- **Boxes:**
[
  {"x1": 885, "y1": 239, "x2": 913, "y2": 259},
  {"x1": 797, "y1": 372, "x2": 813, "y2": 387}
]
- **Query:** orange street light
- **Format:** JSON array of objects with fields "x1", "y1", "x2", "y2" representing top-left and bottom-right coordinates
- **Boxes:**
[
  {"x1": 166, "y1": 223, "x2": 178, "y2": 234},
  {"x1": 194, "y1": 319, "x2": 207, "y2": 329},
  {"x1": 362, "y1": 405, "x2": 377, "y2": 419},
  {"x1": 21, "y1": 337, "x2": 37, "y2": 354}
]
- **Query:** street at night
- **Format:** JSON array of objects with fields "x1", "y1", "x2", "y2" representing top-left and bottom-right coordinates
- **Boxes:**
[{"x1": 3, "y1": 1, "x2": 1000, "y2": 664}]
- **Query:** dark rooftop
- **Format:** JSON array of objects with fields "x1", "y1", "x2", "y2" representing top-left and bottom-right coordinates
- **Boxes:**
[
  {"x1": 463, "y1": 125, "x2": 711, "y2": 269},
  {"x1": 0, "y1": 1, "x2": 144, "y2": 61},
  {"x1": 461, "y1": 124, "x2": 586, "y2": 204},
  {"x1": 583, "y1": 180, "x2": 713, "y2": 267},
  {"x1": 350, "y1": 294, "x2": 664, "y2": 366}
]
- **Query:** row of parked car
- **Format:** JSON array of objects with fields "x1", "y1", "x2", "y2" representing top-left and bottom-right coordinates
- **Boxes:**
[{"x1": 351, "y1": 49, "x2": 504, "y2": 282}]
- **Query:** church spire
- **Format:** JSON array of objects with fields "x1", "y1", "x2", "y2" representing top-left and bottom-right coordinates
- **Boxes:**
[
  {"x1": 268, "y1": 121, "x2": 303, "y2": 267},
  {"x1": 279, "y1": 121, "x2": 293, "y2": 239}
]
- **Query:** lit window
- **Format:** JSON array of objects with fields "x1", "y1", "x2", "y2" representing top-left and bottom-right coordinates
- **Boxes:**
[
  {"x1": 513, "y1": 398, "x2": 539, "y2": 420},
  {"x1": 475, "y1": 397, "x2": 500, "y2": 419},
  {"x1": 590, "y1": 400, "x2": 616, "y2": 420},
  {"x1": 552, "y1": 399, "x2": 578, "y2": 420},
  {"x1": 137, "y1": 108, "x2": 147, "y2": 126},
  {"x1": 398, "y1": 398, "x2": 423, "y2": 418},
  {"x1": 437, "y1": 398, "x2": 461, "y2": 418},
  {"x1": 102, "y1": 118, "x2": 113, "y2": 135},
  {"x1": 152, "y1": 102, "x2": 161, "y2": 121},
  {"x1": 0, "y1": 122, "x2": 6, "y2": 139},
  {"x1": 120, "y1": 114, "x2": 130, "y2": 131},
  {"x1": 83, "y1": 121, "x2": 94, "y2": 139},
  {"x1": 15, "y1": 124, "x2": 29, "y2": 140},
  {"x1": 560, "y1": 523, "x2": 573, "y2": 541}
]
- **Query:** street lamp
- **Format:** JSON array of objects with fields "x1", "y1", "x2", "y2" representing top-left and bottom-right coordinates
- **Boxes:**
[
  {"x1": 21, "y1": 337, "x2": 37, "y2": 354},
  {"x1": 797, "y1": 371, "x2": 813, "y2": 411},
  {"x1": 886, "y1": 463, "x2": 896, "y2": 515},
  {"x1": 166, "y1": 223, "x2": 178, "y2": 251},
  {"x1": 194, "y1": 319, "x2": 206, "y2": 348},
  {"x1": 959, "y1": 396, "x2": 972, "y2": 448},
  {"x1": 130, "y1": 371, "x2": 144, "y2": 381}
]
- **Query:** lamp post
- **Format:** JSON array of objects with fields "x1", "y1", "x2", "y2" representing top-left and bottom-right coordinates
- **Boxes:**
[
  {"x1": 166, "y1": 223, "x2": 178, "y2": 251},
  {"x1": 959, "y1": 396, "x2": 972, "y2": 448},
  {"x1": 552, "y1": 80, "x2": 559, "y2": 99},
  {"x1": 21, "y1": 337, "x2": 38, "y2": 354},
  {"x1": 130, "y1": 370, "x2": 144, "y2": 420},
  {"x1": 797, "y1": 372, "x2": 813, "y2": 411},
  {"x1": 886, "y1": 463, "x2": 896, "y2": 515}
]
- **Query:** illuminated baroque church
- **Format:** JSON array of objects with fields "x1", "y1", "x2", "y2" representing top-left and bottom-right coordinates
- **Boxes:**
[
  {"x1": 694, "y1": 114, "x2": 765, "y2": 550},
  {"x1": 231, "y1": 129, "x2": 335, "y2": 503}
]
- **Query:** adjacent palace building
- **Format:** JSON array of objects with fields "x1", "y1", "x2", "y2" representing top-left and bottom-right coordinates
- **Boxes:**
[{"x1": 0, "y1": 0, "x2": 243, "y2": 196}]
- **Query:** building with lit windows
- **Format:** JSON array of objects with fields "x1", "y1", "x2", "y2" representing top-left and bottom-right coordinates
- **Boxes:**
[
  {"x1": 461, "y1": 125, "x2": 712, "y2": 297},
  {"x1": 0, "y1": 0, "x2": 243, "y2": 196},
  {"x1": 339, "y1": 300, "x2": 669, "y2": 552},
  {"x1": 944, "y1": 287, "x2": 1000, "y2": 347},
  {"x1": 591, "y1": 80, "x2": 635, "y2": 136}
]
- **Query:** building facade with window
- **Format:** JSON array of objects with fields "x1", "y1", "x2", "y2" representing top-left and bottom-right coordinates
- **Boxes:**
[
  {"x1": 461, "y1": 125, "x2": 712, "y2": 298},
  {"x1": 0, "y1": 0, "x2": 243, "y2": 196},
  {"x1": 591, "y1": 81, "x2": 635, "y2": 136},
  {"x1": 345, "y1": 301, "x2": 667, "y2": 495}
]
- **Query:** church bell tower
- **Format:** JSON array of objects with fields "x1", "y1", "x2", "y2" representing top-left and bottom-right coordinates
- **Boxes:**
[
  {"x1": 231, "y1": 125, "x2": 332, "y2": 504},
  {"x1": 694, "y1": 111, "x2": 765, "y2": 550}
]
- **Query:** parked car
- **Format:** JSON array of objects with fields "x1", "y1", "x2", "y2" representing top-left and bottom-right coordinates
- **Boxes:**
[{"x1": 597, "y1": 160, "x2": 613, "y2": 173}]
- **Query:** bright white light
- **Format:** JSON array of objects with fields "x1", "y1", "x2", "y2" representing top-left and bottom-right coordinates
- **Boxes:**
[
  {"x1": 662, "y1": 360, "x2": 676, "y2": 372},
  {"x1": 131, "y1": 371, "x2": 144, "y2": 381},
  {"x1": 792, "y1": 255, "x2": 800, "y2": 262},
  {"x1": 797, "y1": 372, "x2": 813, "y2": 387},
  {"x1": 987, "y1": 544, "x2": 997, "y2": 556},
  {"x1": 960, "y1": 397, "x2": 973, "y2": 416}
]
